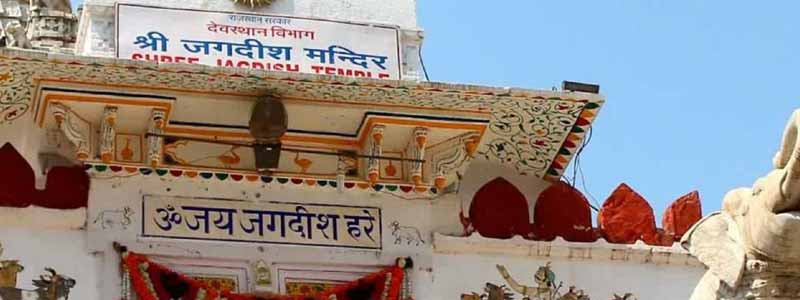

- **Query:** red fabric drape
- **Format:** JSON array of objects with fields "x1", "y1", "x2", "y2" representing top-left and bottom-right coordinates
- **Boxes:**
[{"x1": 123, "y1": 252, "x2": 405, "y2": 300}]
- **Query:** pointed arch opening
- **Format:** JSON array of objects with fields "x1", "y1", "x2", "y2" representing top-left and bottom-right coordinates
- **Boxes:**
[{"x1": 468, "y1": 177, "x2": 531, "y2": 239}]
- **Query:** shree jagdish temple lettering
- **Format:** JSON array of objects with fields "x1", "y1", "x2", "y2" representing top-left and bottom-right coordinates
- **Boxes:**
[
  {"x1": 117, "y1": 5, "x2": 401, "y2": 79},
  {"x1": 143, "y1": 195, "x2": 382, "y2": 250}
]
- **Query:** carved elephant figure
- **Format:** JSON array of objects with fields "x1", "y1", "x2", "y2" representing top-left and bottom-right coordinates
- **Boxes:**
[{"x1": 682, "y1": 109, "x2": 800, "y2": 299}]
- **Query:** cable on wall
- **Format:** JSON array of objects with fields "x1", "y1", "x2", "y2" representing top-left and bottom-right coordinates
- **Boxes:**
[{"x1": 418, "y1": 43, "x2": 430, "y2": 81}]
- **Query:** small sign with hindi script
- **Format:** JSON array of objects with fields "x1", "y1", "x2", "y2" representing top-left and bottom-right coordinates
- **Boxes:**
[
  {"x1": 141, "y1": 195, "x2": 382, "y2": 250},
  {"x1": 116, "y1": 4, "x2": 401, "y2": 80}
]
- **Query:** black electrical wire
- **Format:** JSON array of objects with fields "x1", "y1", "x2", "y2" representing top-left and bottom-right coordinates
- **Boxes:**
[
  {"x1": 418, "y1": 43, "x2": 430, "y2": 81},
  {"x1": 567, "y1": 124, "x2": 600, "y2": 212}
]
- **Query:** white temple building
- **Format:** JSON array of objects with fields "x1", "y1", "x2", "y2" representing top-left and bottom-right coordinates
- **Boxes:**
[{"x1": 0, "y1": 1, "x2": 743, "y2": 300}]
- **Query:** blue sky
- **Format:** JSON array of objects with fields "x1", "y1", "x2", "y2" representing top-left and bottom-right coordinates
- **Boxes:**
[
  {"x1": 71, "y1": 0, "x2": 800, "y2": 222},
  {"x1": 418, "y1": 1, "x2": 800, "y2": 220}
]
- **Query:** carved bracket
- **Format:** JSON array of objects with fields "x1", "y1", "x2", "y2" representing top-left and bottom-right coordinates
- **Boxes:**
[
  {"x1": 429, "y1": 132, "x2": 481, "y2": 189},
  {"x1": 51, "y1": 102, "x2": 91, "y2": 160}
]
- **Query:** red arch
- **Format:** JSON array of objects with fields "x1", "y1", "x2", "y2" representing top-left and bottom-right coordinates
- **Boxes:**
[
  {"x1": 469, "y1": 177, "x2": 532, "y2": 239},
  {"x1": 0, "y1": 142, "x2": 89, "y2": 209},
  {"x1": 532, "y1": 181, "x2": 597, "y2": 242}
]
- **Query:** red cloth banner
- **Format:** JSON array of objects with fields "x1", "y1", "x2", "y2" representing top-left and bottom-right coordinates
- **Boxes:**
[{"x1": 123, "y1": 252, "x2": 406, "y2": 300}]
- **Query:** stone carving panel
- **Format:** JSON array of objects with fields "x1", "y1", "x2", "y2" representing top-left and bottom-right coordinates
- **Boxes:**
[{"x1": 682, "y1": 109, "x2": 800, "y2": 299}]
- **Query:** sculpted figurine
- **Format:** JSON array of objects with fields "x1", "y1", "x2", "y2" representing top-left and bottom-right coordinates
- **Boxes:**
[
  {"x1": 29, "y1": 0, "x2": 71, "y2": 14},
  {"x1": 3, "y1": 22, "x2": 31, "y2": 49},
  {"x1": 682, "y1": 109, "x2": 800, "y2": 299},
  {"x1": 496, "y1": 263, "x2": 557, "y2": 300}
]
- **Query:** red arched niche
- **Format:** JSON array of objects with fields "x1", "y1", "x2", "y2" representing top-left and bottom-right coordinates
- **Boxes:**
[
  {"x1": 0, "y1": 142, "x2": 89, "y2": 209},
  {"x1": 532, "y1": 181, "x2": 596, "y2": 242},
  {"x1": 469, "y1": 177, "x2": 532, "y2": 239}
]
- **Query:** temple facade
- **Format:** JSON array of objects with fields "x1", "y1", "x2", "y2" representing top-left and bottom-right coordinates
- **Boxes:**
[{"x1": 0, "y1": 1, "x2": 708, "y2": 300}]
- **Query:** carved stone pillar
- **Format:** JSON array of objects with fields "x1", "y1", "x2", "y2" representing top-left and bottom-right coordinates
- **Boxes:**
[
  {"x1": 336, "y1": 155, "x2": 357, "y2": 193},
  {"x1": 99, "y1": 106, "x2": 117, "y2": 163},
  {"x1": 365, "y1": 125, "x2": 385, "y2": 186},
  {"x1": 27, "y1": 9, "x2": 77, "y2": 51},
  {"x1": 51, "y1": 102, "x2": 90, "y2": 160},
  {"x1": 406, "y1": 127, "x2": 428, "y2": 186},
  {"x1": 146, "y1": 109, "x2": 166, "y2": 167}
]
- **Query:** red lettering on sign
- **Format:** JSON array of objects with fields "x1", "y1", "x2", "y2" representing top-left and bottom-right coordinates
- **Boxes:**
[{"x1": 131, "y1": 53, "x2": 199, "y2": 65}]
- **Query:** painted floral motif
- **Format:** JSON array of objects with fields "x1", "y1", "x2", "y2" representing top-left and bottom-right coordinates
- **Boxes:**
[
  {"x1": 193, "y1": 276, "x2": 237, "y2": 292},
  {"x1": 0, "y1": 50, "x2": 603, "y2": 178},
  {"x1": 285, "y1": 282, "x2": 336, "y2": 296},
  {"x1": 0, "y1": 61, "x2": 34, "y2": 124}
]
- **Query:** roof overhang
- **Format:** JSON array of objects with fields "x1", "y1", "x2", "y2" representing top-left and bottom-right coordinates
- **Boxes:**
[{"x1": 0, "y1": 48, "x2": 604, "y2": 182}]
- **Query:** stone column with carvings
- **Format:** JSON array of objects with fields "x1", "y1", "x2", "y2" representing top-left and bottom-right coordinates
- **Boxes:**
[
  {"x1": 364, "y1": 124, "x2": 385, "y2": 186},
  {"x1": 146, "y1": 109, "x2": 166, "y2": 167},
  {"x1": 406, "y1": 127, "x2": 428, "y2": 186},
  {"x1": 99, "y1": 106, "x2": 117, "y2": 163},
  {"x1": 26, "y1": 7, "x2": 77, "y2": 52}
]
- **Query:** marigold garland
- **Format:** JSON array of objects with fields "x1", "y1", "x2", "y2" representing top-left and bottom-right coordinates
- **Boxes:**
[{"x1": 123, "y1": 252, "x2": 407, "y2": 300}]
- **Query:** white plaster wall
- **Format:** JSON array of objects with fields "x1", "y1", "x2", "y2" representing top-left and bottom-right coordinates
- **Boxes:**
[
  {"x1": 87, "y1": 173, "x2": 442, "y2": 299},
  {"x1": 0, "y1": 112, "x2": 49, "y2": 184},
  {"x1": 84, "y1": 170, "x2": 706, "y2": 300},
  {"x1": 0, "y1": 228, "x2": 103, "y2": 300},
  {"x1": 433, "y1": 253, "x2": 704, "y2": 300}
]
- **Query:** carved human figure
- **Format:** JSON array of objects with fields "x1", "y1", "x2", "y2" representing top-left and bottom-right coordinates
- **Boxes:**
[
  {"x1": 3, "y1": 22, "x2": 31, "y2": 49},
  {"x1": 682, "y1": 109, "x2": 800, "y2": 299},
  {"x1": 496, "y1": 263, "x2": 556, "y2": 300}
]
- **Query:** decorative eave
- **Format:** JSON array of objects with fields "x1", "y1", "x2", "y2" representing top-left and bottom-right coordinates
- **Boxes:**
[
  {"x1": 84, "y1": 162, "x2": 442, "y2": 197},
  {"x1": 0, "y1": 48, "x2": 605, "y2": 180},
  {"x1": 432, "y1": 233, "x2": 703, "y2": 267}
]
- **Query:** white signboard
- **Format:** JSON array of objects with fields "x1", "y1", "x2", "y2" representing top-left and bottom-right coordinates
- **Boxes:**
[
  {"x1": 142, "y1": 195, "x2": 382, "y2": 250},
  {"x1": 116, "y1": 4, "x2": 401, "y2": 79}
]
